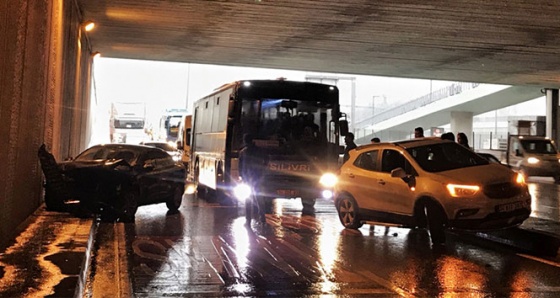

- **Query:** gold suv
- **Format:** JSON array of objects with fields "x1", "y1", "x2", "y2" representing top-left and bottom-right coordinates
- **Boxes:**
[{"x1": 335, "y1": 138, "x2": 532, "y2": 245}]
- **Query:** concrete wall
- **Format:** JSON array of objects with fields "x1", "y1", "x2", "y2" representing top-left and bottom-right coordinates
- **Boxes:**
[{"x1": 0, "y1": 0, "x2": 92, "y2": 249}]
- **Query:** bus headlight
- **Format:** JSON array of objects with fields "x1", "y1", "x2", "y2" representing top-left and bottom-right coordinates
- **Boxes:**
[
  {"x1": 233, "y1": 183, "x2": 252, "y2": 201},
  {"x1": 319, "y1": 173, "x2": 338, "y2": 188}
]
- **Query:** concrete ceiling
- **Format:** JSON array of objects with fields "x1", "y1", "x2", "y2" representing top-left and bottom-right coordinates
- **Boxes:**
[{"x1": 77, "y1": 0, "x2": 560, "y2": 87}]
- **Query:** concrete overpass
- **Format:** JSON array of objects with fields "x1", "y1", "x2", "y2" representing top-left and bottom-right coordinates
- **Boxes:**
[
  {"x1": 354, "y1": 84, "x2": 544, "y2": 142},
  {"x1": 2, "y1": 0, "x2": 560, "y2": 249}
]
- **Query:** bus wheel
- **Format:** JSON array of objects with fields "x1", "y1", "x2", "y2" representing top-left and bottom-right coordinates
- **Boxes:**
[
  {"x1": 245, "y1": 196, "x2": 256, "y2": 222},
  {"x1": 301, "y1": 197, "x2": 316, "y2": 215}
]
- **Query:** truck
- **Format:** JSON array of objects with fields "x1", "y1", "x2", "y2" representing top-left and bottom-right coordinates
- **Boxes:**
[
  {"x1": 109, "y1": 102, "x2": 147, "y2": 144},
  {"x1": 176, "y1": 114, "x2": 192, "y2": 169},
  {"x1": 157, "y1": 108, "x2": 189, "y2": 142},
  {"x1": 505, "y1": 135, "x2": 560, "y2": 183}
]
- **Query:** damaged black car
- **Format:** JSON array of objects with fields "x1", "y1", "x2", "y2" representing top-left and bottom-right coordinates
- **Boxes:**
[{"x1": 38, "y1": 143, "x2": 186, "y2": 222}]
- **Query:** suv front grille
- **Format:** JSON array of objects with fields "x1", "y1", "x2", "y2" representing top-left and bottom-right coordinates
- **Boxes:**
[{"x1": 483, "y1": 182, "x2": 522, "y2": 199}]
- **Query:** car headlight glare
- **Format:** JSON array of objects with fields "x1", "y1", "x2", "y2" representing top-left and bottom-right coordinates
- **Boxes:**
[
  {"x1": 233, "y1": 183, "x2": 252, "y2": 201},
  {"x1": 527, "y1": 157, "x2": 539, "y2": 164},
  {"x1": 515, "y1": 172, "x2": 526, "y2": 184},
  {"x1": 446, "y1": 184, "x2": 480, "y2": 197},
  {"x1": 319, "y1": 173, "x2": 338, "y2": 188},
  {"x1": 322, "y1": 190, "x2": 333, "y2": 199}
]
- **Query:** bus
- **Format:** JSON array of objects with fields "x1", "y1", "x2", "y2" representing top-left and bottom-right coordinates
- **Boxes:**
[{"x1": 187, "y1": 79, "x2": 347, "y2": 212}]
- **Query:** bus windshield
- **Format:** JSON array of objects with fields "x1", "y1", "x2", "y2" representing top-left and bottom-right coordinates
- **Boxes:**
[{"x1": 237, "y1": 97, "x2": 336, "y2": 155}]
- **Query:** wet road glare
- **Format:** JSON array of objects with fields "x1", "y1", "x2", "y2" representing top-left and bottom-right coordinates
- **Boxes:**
[{"x1": 106, "y1": 177, "x2": 560, "y2": 297}]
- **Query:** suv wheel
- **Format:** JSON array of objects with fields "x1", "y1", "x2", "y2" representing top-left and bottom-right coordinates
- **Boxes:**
[
  {"x1": 426, "y1": 202, "x2": 447, "y2": 244},
  {"x1": 336, "y1": 195, "x2": 363, "y2": 229}
]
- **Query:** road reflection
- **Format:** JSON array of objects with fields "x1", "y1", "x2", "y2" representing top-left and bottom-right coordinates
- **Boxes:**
[
  {"x1": 125, "y1": 190, "x2": 560, "y2": 296},
  {"x1": 527, "y1": 178, "x2": 560, "y2": 221}
]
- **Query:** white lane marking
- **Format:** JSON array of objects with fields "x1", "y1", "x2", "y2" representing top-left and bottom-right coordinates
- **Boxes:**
[
  {"x1": 357, "y1": 270, "x2": 424, "y2": 297},
  {"x1": 517, "y1": 253, "x2": 560, "y2": 268}
]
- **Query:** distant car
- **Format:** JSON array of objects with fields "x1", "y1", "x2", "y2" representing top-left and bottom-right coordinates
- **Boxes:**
[
  {"x1": 40, "y1": 144, "x2": 185, "y2": 222},
  {"x1": 335, "y1": 138, "x2": 531, "y2": 245},
  {"x1": 140, "y1": 141, "x2": 181, "y2": 162}
]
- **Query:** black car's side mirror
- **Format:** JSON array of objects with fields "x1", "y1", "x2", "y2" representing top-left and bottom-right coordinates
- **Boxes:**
[{"x1": 143, "y1": 160, "x2": 156, "y2": 171}]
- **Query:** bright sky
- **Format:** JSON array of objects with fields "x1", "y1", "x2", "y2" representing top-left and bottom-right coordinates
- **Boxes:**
[{"x1": 89, "y1": 57, "x2": 544, "y2": 145}]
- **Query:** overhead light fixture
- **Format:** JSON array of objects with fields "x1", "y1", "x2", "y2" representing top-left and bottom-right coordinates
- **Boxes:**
[
  {"x1": 82, "y1": 21, "x2": 95, "y2": 32},
  {"x1": 92, "y1": 51, "x2": 101, "y2": 58}
]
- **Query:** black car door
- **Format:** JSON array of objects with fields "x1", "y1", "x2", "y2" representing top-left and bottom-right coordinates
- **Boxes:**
[{"x1": 137, "y1": 149, "x2": 178, "y2": 204}]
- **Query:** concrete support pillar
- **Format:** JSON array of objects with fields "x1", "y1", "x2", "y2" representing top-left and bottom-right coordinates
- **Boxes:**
[
  {"x1": 545, "y1": 89, "x2": 560, "y2": 145},
  {"x1": 450, "y1": 111, "x2": 473, "y2": 138}
]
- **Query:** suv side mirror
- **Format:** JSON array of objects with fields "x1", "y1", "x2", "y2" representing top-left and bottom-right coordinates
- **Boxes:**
[
  {"x1": 391, "y1": 167, "x2": 416, "y2": 188},
  {"x1": 391, "y1": 168, "x2": 406, "y2": 178},
  {"x1": 143, "y1": 160, "x2": 156, "y2": 171},
  {"x1": 515, "y1": 149, "x2": 523, "y2": 157}
]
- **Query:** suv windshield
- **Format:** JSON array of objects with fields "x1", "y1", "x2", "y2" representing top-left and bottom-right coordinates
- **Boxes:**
[{"x1": 407, "y1": 142, "x2": 489, "y2": 172}]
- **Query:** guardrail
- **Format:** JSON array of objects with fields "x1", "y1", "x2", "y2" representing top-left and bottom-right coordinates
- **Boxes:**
[{"x1": 355, "y1": 82, "x2": 481, "y2": 127}]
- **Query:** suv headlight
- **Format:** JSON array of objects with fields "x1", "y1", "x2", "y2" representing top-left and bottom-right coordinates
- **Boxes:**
[
  {"x1": 446, "y1": 184, "x2": 480, "y2": 197},
  {"x1": 515, "y1": 172, "x2": 526, "y2": 184},
  {"x1": 319, "y1": 173, "x2": 338, "y2": 188}
]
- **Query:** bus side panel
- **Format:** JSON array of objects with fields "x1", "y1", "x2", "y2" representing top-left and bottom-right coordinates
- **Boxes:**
[{"x1": 193, "y1": 89, "x2": 231, "y2": 190}]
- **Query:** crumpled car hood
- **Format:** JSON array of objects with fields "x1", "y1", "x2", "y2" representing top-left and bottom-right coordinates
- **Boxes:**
[{"x1": 59, "y1": 159, "x2": 132, "y2": 172}]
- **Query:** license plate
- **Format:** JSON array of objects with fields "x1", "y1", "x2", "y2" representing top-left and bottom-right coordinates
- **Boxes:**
[
  {"x1": 496, "y1": 201, "x2": 525, "y2": 212},
  {"x1": 277, "y1": 189, "x2": 299, "y2": 197}
]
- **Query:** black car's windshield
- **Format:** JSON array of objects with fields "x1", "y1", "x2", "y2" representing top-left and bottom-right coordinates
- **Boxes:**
[
  {"x1": 74, "y1": 146, "x2": 139, "y2": 164},
  {"x1": 407, "y1": 142, "x2": 489, "y2": 172},
  {"x1": 521, "y1": 139, "x2": 557, "y2": 154}
]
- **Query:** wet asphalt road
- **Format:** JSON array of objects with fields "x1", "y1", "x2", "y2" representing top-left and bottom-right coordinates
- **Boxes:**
[
  {"x1": 87, "y1": 177, "x2": 560, "y2": 297},
  {"x1": 3, "y1": 177, "x2": 560, "y2": 297}
]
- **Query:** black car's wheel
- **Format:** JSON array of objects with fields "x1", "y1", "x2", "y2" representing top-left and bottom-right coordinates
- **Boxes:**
[
  {"x1": 44, "y1": 185, "x2": 67, "y2": 212},
  {"x1": 426, "y1": 202, "x2": 447, "y2": 245},
  {"x1": 119, "y1": 189, "x2": 139, "y2": 223},
  {"x1": 166, "y1": 185, "x2": 183, "y2": 211},
  {"x1": 336, "y1": 195, "x2": 363, "y2": 229}
]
